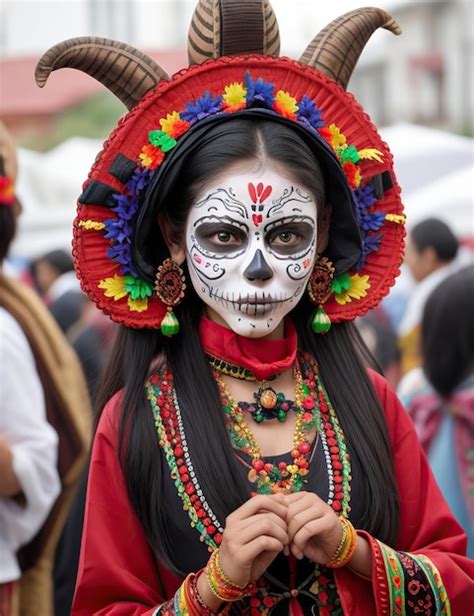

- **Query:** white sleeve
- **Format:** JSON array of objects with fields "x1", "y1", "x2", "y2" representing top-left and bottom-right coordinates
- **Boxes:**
[{"x1": 0, "y1": 308, "x2": 61, "y2": 557}]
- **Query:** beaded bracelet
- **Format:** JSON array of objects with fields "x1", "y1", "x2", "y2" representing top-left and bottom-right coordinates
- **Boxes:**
[
  {"x1": 325, "y1": 516, "x2": 357, "y2": 568},
  {"x1": 205, "y1": 549, "x2": 256, "y2": 602}
]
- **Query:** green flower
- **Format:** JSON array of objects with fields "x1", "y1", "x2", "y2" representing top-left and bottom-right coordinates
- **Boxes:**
[
  {"x1": 124, "y1": 275, "x2": 153, "y2": 300},
  {"x1": 330, "y1": 273, "x2": 351, "y2": 295},
  {"x1": 148, "y1": 129, "x2": 177, "y2": 152},
  {"x1": 339, "y1": 145, "x2": 360, "y2": 163}
]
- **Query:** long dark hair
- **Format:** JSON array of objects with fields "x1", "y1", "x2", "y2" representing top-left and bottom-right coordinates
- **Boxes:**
[
  {"x1": 96, "y1": 119, "x2": 400, "y2": 574},
  {"x1": 422, "y1": 265, "x2": 474, "y2": 397}
]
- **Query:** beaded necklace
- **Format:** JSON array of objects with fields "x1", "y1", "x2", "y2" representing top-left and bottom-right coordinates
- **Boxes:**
[
  {"x1": 214, "y1": 363, "x2": 316, "y2": 494},
  {"x1": 146, "y1": 354, "x2": 351, "y2": 553}
]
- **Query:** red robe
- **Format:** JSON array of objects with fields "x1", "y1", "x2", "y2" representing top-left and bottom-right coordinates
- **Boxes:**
[{"x1": 72, "y1": 371, "x2": 474, "y2": 615}]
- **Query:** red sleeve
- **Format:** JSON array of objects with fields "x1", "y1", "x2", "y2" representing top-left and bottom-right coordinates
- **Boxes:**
[
  {"x1": 335, "y1": 371, "x2": 474, "y2": 615},
  {"x1": 72, "y1": 393, "x2": 181, "y2": 615}
]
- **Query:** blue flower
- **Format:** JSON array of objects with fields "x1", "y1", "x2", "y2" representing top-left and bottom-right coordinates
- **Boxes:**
[
  {"x1": 181, "y1": 91, "x2": 223, "y2": 123},
  {"x1": 356, "y1": 233, "x2": 383, "y2": 270},
  {"x1": 354, "y1": 184, "x2": 377, "y2": 211},
  {"x1": 358, "y1": 210, "x2": 386, "y2": 232},
  {"x1": 244, "y1": 72, "x2": 275, "y2": 107},
  {"x1": 127, "y1": 168, "x2": 151, "y2": 194},
  {"x1": 296, "y1": 96, "x2": 324, "y2": 129}
]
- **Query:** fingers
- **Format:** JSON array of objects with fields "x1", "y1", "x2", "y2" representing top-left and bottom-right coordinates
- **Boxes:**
[
  {"x1": 227, "y1": 494, "x2": 288, "y2": 524},
  {"x1": 291, "y1": 517, "x2": 328, "y2": 559},
  {"x1": 238, "y1": 513, "x2": 289, "y2": 547},
  {"x1": 238, "y1": 535, "x2": 287, "y2": 564},
  {"x1": 287, "y1": 506, "x2": 323, "y2": 543}
]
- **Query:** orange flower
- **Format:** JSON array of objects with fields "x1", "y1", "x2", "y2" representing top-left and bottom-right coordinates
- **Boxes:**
[
  {"x1": 139, "y1": 144, "x2": 165, "y2": 170},
  {"x1": 273, "y1": 90, "x2": 298, "y2": 120},
  {"x1": 160, "y1": 111, "x2": 191, "y2": 139},
  {"x1": 342, "y1": 161, "x2": 361, "y2": 189}
]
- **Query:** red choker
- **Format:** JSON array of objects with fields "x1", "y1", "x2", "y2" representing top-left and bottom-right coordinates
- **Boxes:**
[{"x1": 198, "y1": 316, "x2": 298, "y2": 381}]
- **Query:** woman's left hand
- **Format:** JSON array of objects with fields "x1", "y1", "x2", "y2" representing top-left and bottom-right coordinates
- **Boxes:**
[{"x1": 283, "y1": 491, "x2": 343, "y2": 563}]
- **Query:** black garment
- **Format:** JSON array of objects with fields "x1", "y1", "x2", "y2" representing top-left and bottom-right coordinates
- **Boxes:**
[{"x1": 160, "y1": 409, "x2": 366, "y2": 613}]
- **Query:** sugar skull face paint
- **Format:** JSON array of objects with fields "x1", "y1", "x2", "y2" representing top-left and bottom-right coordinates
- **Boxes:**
[{"x1": 185, "y1": 166, "x2": 318, "y2": 337}]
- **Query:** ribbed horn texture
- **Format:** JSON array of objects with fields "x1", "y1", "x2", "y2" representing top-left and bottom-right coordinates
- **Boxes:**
[
  {"x1": 188, "y1": 0, "x2": 280, "y2": 65},
  {"x1": 299, "y1": 8, "x2": 401, "y2": 90},
  {"x1": 35, "y1": 37, "x2": 169, "y2": 110}
]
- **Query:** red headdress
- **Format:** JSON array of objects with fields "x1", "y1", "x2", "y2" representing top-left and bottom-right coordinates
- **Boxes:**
[{"x1": 35, "y1": 1, "x2": 405, "y2": 329}]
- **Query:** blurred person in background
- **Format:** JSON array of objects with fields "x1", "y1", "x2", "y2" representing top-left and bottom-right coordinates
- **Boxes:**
[
  {"x1": 356, "y1": 313, "x2": 401, "y2": 390},
  {"x1": 31, "y1": 249, "x2": 83, "y2": 334},
  {"x1": 398, "y1": 266, "x2": 474, "y2": 557},
  {"x1": 399, "y1": 218, "x2": 460, "y2": 374},
  {"x1": 0, "y1": 123, "x2": 60, "y2": 615},
  {"x1": 0, "y1": 121, "x2": 91, "y2": 616}
]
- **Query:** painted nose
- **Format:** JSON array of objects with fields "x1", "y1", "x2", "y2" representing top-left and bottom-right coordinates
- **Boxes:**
[{"x1": 244, "y1": 249, "x2": 273, "y2": 281}]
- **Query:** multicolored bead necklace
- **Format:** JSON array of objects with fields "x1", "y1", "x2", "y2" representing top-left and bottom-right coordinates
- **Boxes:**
[
  {"x1": 214, "y1": 363, "x2": 317, "y2": 494},
  {"x1": 147, "y1": 354, "x2": 351, "y2": 543},
  {"x1": 208, "y1": 353, "x2": 299, "y2": 424}
]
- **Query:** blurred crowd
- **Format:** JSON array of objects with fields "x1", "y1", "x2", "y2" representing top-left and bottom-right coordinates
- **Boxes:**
[{"x1": 0, "y1": 120, "x2": 473, "y2": 615}]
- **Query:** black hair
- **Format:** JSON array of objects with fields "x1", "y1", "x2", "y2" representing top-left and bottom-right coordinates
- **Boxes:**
[
  {"x1": 34, "y1": 248, "x2": 75, "y2": 274},
  {"x1": 96, "y1": 119, "x2": 400, "y2": 574},
  {"x1": 0, "y1": 155, "x2": 17, "y2": 264},
  {"x1": 411, "y1": 218, "x2": 459, "y2": 263},
  {"x1": 422, "y1": 265, "x2": 474, "y2": 397}
]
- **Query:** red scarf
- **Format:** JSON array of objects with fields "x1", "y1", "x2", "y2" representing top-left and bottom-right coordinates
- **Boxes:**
[{"x1": 199, "y1": 316, "x2": 297, "y2": 381}]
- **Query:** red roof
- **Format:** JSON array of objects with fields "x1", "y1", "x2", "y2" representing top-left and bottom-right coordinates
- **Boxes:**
[{"x1": 0, "y1": 50, "x2": 187, "y2": 117}]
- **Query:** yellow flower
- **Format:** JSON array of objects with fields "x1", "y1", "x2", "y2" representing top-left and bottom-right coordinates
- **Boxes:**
[
  {"x1": 358, "y1": 148, "x2": 384, "y2": 163},
  {"x1": 329, "y1": 123, "x2": 346, "y2": 149},
  {"x1": 334, "y1": 273, "x2": 370, "y2": 305},
  {"x1": 127, "y1": 296, "x2": 149, "y2": 312},
  {"x1": 159, "y1": 111, "x2": 190, "y2": 138},
  {"x1": 78, "y1": 220, "x2": 105, "y2": 231},
  {"x1": 98, "y1": 274, "x2": 127, "y2": 301},
  {"x1": 160, "y1": 111, "x2": 181, "y2": 134},
  {"x1": 222, "y1": 82, "x2": 247, "y2": 111},
  {"x1": 273, "y1": 90, "x2": 298, "y2": 119}
]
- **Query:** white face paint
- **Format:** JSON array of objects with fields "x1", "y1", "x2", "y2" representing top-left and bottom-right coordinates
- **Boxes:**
[{"x1": 185, "y1": 165, "x2": 318, "y2": 337}]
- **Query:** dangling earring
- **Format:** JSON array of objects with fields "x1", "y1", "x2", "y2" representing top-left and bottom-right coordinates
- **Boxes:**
[
  {"x1": 155, "y1": 258, "x2": 186, "y2": 336},
  {"x1": 307, "y1": 256, "x2": 335, "y2": 334}
]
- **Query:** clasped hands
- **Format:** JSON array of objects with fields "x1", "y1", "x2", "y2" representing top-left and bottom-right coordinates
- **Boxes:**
[{"x1": 218, "y1": 492, "x2": 345, "y2": 589}]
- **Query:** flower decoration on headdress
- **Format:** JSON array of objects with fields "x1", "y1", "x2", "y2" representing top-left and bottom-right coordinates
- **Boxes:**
[
  {"x1": 0, "y1": 176, "x2": 15, "y2": 207},
  {"x1": 222, "y1": 82, "x2": 247, "y2": 112},
  {"x1": 331, "y1": 273, "x2": 370, "y2": 305},
  {"x1": 181, "y1": 91, "x2": 223, "y2": 124},
  {"x1": 74, "y1": 70, "x2": 402, "y2": 321}
]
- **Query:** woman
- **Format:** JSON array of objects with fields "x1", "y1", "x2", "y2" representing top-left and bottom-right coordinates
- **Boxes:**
[
  {"x1": 37, "y1": 1, "x2": 473, "y2": 613},
  {"x1": 398, "y1": 266, "x2": 474, "y2": 558}
]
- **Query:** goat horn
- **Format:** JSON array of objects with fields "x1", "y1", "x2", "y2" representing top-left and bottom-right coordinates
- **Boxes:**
[
  {"x1": 299, "y1": 7, "x2": 401, "y2": 90},
  {"x1": 188, "y1": 0, "x2": 280, "y2": 65},
  {"x1": 35, "y1": 37, "x2": 169, "y2": 110}
]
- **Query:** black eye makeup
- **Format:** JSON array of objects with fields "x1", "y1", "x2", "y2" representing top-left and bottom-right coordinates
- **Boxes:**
[
  {"x1": 264, "y1": 217, "x2": 315, "y2": 256},
  {"x1": 194, "y1": 221, "x2": 249, "y2": 254}
]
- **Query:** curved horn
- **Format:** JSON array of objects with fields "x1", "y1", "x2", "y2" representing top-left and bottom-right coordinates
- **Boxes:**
[
  {"x1": 299, "y1": 8, "x2": 401, "y2": 90},
  {"x1": 188, "y1": 0, "x2": 280, "y2": 65},
  {"x1": 35, "y1": 37, "x2": 169, "y2": 110}
]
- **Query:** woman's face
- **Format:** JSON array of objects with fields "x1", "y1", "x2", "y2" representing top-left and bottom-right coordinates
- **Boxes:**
[{"x1": 183, "y1": 164, "x2": 319, "y2": 338}]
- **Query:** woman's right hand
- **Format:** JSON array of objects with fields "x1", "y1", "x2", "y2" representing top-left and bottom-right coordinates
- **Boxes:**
[{"x1": 217, "y1": 494, "x2": 289, "y2": 588}]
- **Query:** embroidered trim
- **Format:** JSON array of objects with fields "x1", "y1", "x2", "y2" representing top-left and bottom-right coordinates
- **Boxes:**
[{"x1": 376, "y1": 540, "x2": 451, "y2": 616}]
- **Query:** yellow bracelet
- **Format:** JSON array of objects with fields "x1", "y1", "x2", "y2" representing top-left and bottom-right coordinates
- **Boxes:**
[
  {"x1": 214, "y1": 550, "x2": 247, "y2": 590},
  {"x1": 326, "y1": 517, "x2": 357, "y2": 568}
]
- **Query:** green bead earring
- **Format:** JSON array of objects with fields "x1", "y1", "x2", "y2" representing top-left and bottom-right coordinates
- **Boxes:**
[
  {"x1": 155, "y1": 258, "x2": 186, "y2": 336},
  {"x1": 307, "y1": 256, "x2": 335, "y2": 335}
]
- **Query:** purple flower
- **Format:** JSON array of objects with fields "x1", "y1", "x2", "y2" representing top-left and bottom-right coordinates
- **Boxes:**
[
  {"x1": 359, "y1": 211, "x2": 386, "y2": 232},
  {"x1": 296, "y1": 96, "x2": 324, "y2": 129},
  {"x1": 111, "y1": 194, "x2": 138, "y2": 221},
  {"x1": 127, "y1": 168, "x2": 151, "y2": 194},
  {"x1": 181, "y1": 91, "x2": 223, "y2": 123},
  {"x1": 354, "y1": 184, "x2": 377, "y2": 211},
  {"x1": 244, "y1": 72, "x2": 275, "y2": 107},
  {"x1": 356, "y1": 233, "x2": 383, "y2": 270}
]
